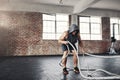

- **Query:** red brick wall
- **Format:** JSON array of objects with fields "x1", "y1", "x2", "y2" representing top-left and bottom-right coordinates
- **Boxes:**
[
  {"x1": 0, "y1": 11, "x2": 62, "y2": 56},
  {"x1": 0, "y1": 11, "x2": 119, "y2": 56}
]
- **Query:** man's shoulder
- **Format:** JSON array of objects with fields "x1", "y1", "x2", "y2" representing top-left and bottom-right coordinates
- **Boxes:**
[
  {"x1": 62, "y1": 30, "x2": 68, "y2": 34},
  {"x1": 62, "y1": 31, "x2": 69, "y2": 37},
  {"x1": 64, "y1": 31, "x2": 68, "y2": 33}
]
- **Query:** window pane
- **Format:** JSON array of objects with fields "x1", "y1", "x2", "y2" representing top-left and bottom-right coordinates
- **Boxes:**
[
  {"x1": 42, "y1": 14, "x2": 69, "y2": 40},
  {"x1": 56, "y1": 14, "x2": 69, "y2": 39},
  {"x1": 43, "y1": 14, "x2": 55, "y2": 20},
  {"x1": 110, "y1": 24, "x2": 113, "y2": 37},
  {"x1": 115, "y1": 35, "x2": 119, "y2": 40},
  {"x1": 56, "y1": 33, "x2": 62, "y2": 39},
  {"x1": 91, "y1": 35, "x2": 102, "y2": 40},
  {"x1": 110, "y1": 18, "x2": 118, "y2": 24},
  {"x1": 56, "y1": 22, "x2": 68, "y2": 33},
  {"x1": 110, "y1": 24, "x2": 118, "y2": 36},
  {"x1": 56, "y1": 14, "x2": 68, "y2": 21},
  {"x1": 110, "y1": 18, "x2": 120, "y2": 40},
  {"x1": 115, "y1": 25, "x2": 118, "y2": 34},
  {"x1": 91, "y1": 17, "x2": 101, "y2": 23},
  {"x1": 91, "y1": 24, "x2": 101, "y2": 34},
  {"x1": 79, "y1": 16, "x2": 102, "y2": 40},
  {"x1": 80, "y1": 23, "x2": 89, "y2": 33},
  {"x1": 43, "y1": 21, "x2": 55, "y2": 33},
  {"x1": 119, "y1": 20, "x2": 120, "y2": 24},
  {"x1": 79, "y1": 17, "x2": 89, "y2": 22},
  {"x1": 119, "y1": 26, "x2": 120, "y2": 35},
  {"x1": 80, "y1": 34, "x2": 90, "y2": 40}
]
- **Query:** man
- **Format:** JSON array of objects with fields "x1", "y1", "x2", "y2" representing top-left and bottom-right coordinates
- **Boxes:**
[{"x1": 58, "y1": 24, "x2": 83, "y2": 75}]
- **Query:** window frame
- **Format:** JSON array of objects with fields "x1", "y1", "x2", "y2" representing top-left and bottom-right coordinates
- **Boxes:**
[
  {"x1": 42, "y1": 13, "x2": 69, "y2": 40},
  {"x1": 110, "y1": 18, "x2": 120, "y2": 40},
  {"x1": 79, "y1": 16, "x2": 102, "y2": 40}
]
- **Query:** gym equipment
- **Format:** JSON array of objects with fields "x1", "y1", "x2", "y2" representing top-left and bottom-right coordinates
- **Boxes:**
[
  {"x1": 68, "y1": 41, "x2": 120, "y2": 79},
  {"x1": 108, "y1": 23, "x2": 117, "y2": 55},
  {"x1": 59, "y1": 44, "x2": 74, "y2": 75},
  {"x1": 60, "y1": 41, "x2": 120, "y2": 79}
]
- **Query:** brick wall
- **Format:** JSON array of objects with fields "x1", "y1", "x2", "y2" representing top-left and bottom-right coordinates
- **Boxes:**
[
  {"x1": 0, "y1": 11, "x2": 62, "y2": 56},
  {"x1": 0, "y1": 11, "x2": 120, "y2": 56}
]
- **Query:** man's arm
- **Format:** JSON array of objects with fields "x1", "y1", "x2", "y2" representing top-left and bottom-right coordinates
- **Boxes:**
[
  {"x1": 58, "y1": 31, "x2": 68, "y2": 45},
  {"x1": 77, "y1": 33, "x2": 86, "y2": 53},
  {"x1": 77, "y1": 33, "x2": 83, "y2": 48}
]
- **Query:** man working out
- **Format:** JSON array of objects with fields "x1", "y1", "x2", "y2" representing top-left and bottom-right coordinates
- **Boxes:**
[{"x1": 58, "y1": 24, "x2": 84, "y2": 74}]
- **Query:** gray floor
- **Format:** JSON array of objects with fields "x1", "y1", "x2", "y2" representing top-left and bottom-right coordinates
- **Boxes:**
[{"x1": 0, "y1": 55, "x2": 120, "y2": 80}]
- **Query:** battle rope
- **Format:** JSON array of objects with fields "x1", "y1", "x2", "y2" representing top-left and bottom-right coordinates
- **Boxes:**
[{"x1": 67, "y1": 41, "x2": 120, "y2": 80}]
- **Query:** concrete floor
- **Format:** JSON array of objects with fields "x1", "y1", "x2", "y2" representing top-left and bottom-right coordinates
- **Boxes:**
[{"x1": 0, "y1": 55, "x2": 120, "y2": 80}]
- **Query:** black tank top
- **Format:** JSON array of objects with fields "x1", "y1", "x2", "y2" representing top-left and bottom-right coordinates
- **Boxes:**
[{"x1": 65, "y1": 31, "x2": 78, "y2": 44}]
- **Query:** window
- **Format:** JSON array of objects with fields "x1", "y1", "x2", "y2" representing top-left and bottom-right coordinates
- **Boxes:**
[
  {"x1": 110, "y1": 18, "x2": 120, "y2": 40},
  {"x1": 42, "y1": 14, "x2": 69, "y2": 40},
  {"x1": 79, "y1": 16, "x2": 102, "y2": 40}
]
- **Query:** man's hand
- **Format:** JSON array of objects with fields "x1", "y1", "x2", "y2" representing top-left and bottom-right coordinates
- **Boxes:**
[{"x1": 63, "y1": 41, "x2": 68, "y2": 45}]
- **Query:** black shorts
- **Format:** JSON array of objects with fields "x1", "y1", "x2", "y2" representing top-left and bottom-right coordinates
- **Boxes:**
[{"x1": 61, "y1": 44, "x2": 77, "y2": 52}]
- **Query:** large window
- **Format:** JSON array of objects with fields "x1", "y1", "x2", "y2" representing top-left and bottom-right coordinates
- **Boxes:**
[
  {"x1": 110, "y1": 18, "x2": 120, "y2": 40},
  {"x1": 42, "y1": 14, "x2": 69, "y2": 40},
  {"x1": 79, "y1": 16, "x2": 102, "y2": 40}
]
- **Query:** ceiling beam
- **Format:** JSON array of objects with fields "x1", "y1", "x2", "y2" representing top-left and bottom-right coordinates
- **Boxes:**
[
  {"x1": 80, "y1": 8, "x2": 120, "y2": 17},
  {"x1": 73, "y1": 0, "x2": 101, "y2": 14},
  {"x1": 0, "y1": 2, "x2": 73, "y2": 14}
]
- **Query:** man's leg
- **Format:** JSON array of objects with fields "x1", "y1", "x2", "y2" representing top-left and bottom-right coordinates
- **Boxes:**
[
  {"x1": 72, "y1": 50, "x2": 78, "y2": 67},
  {"x1": 72, "y1": 50, "x2": 79, "y2": 73},
  {"x1": 62, "y1": 51, "x2": 69, "y2": 74},
  {"x1": 62, "y1": 51, "x2": 68, "y2": 67}
]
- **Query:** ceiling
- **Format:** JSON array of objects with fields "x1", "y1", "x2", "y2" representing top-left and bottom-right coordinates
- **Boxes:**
[
  {"x1": 0, "y1": 0, "x2": 120, "y2": 15},
  {"x1": 91, "y1": 0, "x2": 120, "y2": 11}
]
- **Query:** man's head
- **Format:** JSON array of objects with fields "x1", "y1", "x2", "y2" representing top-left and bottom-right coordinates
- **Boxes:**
[{"x1": 69, "y1": 24, "x2": 79, "y2": 35}]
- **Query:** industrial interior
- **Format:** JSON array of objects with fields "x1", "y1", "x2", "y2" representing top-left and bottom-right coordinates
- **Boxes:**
[{"x1": 0, "y1": 0, "x2": 120, "y2": 80}]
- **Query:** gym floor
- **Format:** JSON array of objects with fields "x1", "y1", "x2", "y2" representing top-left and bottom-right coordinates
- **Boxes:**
[{"x1": 0, "y1": 55, "x2": 120, "y2": 80}]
